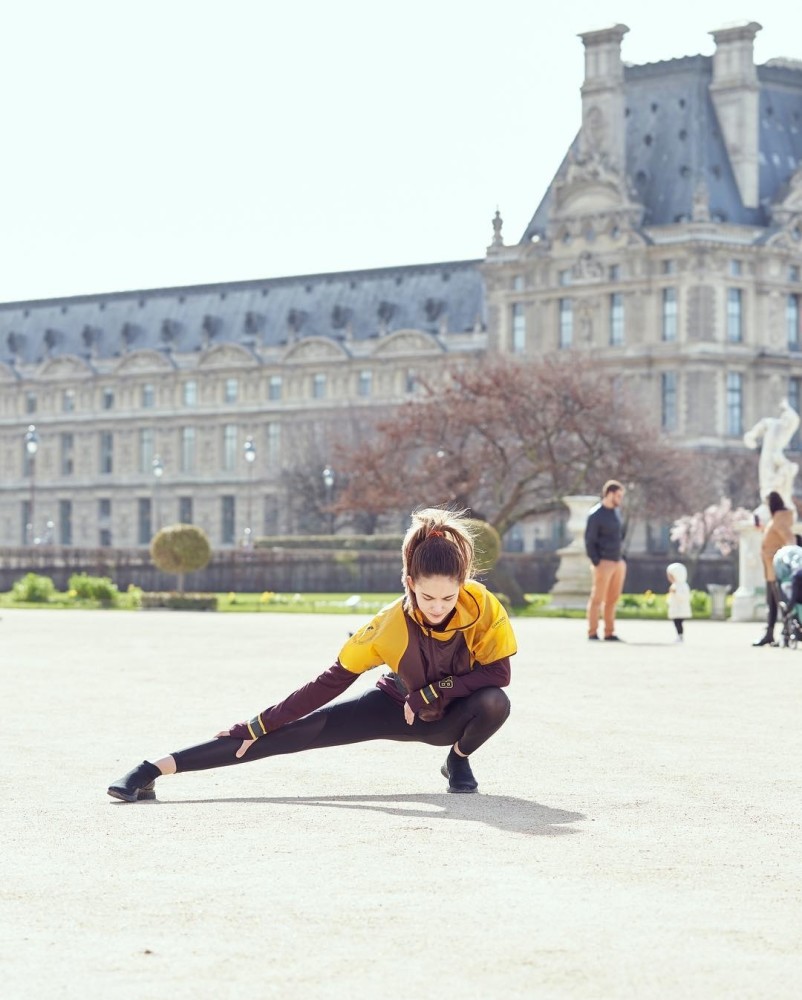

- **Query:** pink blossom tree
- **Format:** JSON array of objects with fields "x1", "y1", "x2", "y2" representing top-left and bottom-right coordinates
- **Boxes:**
[{"x1": 670, "y1": 497, "x2": 753, "y2": 585}]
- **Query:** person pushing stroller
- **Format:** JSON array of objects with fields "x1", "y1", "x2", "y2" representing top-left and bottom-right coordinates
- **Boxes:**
[{"x1": 772, "y1": 544, "x2": 802, "y2": 648}]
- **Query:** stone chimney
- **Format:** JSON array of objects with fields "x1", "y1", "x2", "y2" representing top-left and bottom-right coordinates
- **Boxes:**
[
  {"x1": 578, "y1": 24, "x2": 629, "y2": 171},
  {"x1": 709, "y1": 21, "x2": 762, "y2": 209}
]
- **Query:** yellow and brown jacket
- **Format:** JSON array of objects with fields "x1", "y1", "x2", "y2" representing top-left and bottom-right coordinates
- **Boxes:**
[{"x1": 231, "y1": 580, "x2": 516, "y2": 739}]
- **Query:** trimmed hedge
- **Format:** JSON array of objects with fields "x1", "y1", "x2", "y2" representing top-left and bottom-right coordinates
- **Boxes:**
[
  {"x1": 465, "y1": 519, "x2": 501, "y2": 573},
  {"x1": 11, "y1": 572, "x2": 56, "y2": 603},
  {"x1": 140, "y1": 592, "x2": 218, "y2": 611},
  {"x1": 255, "y1": 535, "x2": 404, "y2": 552},
  {"x1": 150, "y1": 524, "x2": 212, "y2": 592},
  {"x1": 68, "y1": 573, "x2": 120, "y2": 605}
]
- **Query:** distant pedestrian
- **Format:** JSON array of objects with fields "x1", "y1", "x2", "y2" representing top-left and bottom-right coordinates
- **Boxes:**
[
  {"x1": 753, "y1": 490, "x2": 795, "y2": 647},
  {"x1": 584, "y1": 479, "x2": 626, "y2": 641},
  {"x1": 666, "y1": 562, "x2": 691, "y2": 643}
]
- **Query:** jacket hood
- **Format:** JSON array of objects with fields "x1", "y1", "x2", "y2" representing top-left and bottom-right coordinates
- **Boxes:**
[{"x1": 667, "y1": 562, "x2": 688, "y2": 584}]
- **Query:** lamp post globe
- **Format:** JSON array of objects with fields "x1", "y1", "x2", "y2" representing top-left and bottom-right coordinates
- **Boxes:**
[
  {"x1": 151, "y1": 455, "x2": 164, "y2": 534},
  {"x1": 24, "y1": 424, "x2": 39, "y2": 545},
  {"x1": 243, "y1": 437, "x2": 256, "y2": 547},
  {"x1": 322, "y1": 466, "x2": 335, "y2": 534}
]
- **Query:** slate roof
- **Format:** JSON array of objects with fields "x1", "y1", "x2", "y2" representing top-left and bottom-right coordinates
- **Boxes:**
[
  {"x1": 0, "y1": 260, "x2": 485, "y2": 367},
  {"x1": 522, "y1": 54, "x2": 802, "y2": 241}
]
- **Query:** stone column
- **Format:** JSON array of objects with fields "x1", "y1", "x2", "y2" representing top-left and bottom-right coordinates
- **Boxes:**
[
  {"x1": 730, "y1": 520, "x2": 765, "y2": 621},
  {"x1": 550, "y1": 495, "x2": 598, "y2": 609}
]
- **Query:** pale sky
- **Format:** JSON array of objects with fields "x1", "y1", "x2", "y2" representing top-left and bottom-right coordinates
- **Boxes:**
[{"x1": 1, "y1": 1, "x2": 801, "y2": 304}]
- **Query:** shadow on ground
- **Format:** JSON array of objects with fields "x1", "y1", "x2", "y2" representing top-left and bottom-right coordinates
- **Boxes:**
[{"x1": 125, "y1": 792, "x2": 584, "y2": 836}]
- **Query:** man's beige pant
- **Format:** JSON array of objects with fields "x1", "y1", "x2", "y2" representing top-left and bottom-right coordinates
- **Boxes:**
[{"x1": 587, "y1": 559, "x2": 627, "y2": 638}]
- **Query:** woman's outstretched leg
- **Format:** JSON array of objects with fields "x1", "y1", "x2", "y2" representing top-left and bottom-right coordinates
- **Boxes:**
[
  {"x1": 109, "y1": 689, "x2": 406, "y2": 801},
  {"x1": 107, "y1": 686, "x2": 511, "y2": 801}
]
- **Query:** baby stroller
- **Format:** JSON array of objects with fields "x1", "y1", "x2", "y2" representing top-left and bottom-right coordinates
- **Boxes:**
[{"x1": 772, "y1": 545, "x2": 802, "y2": 648}]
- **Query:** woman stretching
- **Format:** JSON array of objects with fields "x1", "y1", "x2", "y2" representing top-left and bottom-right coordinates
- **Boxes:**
[{"x1": 108, "y1": 508, "x2": 517, "y2": 801}]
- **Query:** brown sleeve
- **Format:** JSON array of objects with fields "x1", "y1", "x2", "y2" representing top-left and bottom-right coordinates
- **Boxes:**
[
  {"x1": 229, "y1": 661, "x2": 361, "y2": 739},
  {"x1": 405, "y1": 657, "x2": 511, "y2": 714}
]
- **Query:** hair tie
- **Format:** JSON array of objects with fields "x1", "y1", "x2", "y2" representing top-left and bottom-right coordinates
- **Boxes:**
[{"x1": 428, "y1": 529, "x2": 444, "y2": 538}]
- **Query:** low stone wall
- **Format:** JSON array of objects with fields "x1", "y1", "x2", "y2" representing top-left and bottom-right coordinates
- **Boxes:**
[{"x1": 0, "y1": 546, "x2": 737, "y2": 596}]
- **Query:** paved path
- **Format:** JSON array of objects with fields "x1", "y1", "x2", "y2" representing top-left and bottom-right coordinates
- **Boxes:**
[{"x1": 1, "y1": 609, "x2": 800, "y2": 999}]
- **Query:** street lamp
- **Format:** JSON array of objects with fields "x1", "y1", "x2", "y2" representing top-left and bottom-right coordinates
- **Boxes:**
[
  {"x1": 322, "y1": 465, "x2": 335, "y2": 535},
  {"x1": 152, "y1": 455, "x2": 164, "y2": 534},
  {"x1": 24, "y1": 424, "x2": 39, "y2": 545},
  {"x1": 243, "y1": 436, "x2": 256, "y2": 547}
]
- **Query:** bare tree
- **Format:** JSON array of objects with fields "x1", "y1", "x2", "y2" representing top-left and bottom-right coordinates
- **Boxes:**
[
  {"x1": 332, "y1": 353, "x2": 701, "y2": 536},
  {"x1": 279, "y1": 408, "x2": 398, "y2": 534}
]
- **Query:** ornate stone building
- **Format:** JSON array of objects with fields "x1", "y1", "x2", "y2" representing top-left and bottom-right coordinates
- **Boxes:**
[
  {"x1": 486, "y1": 22, "x2": 802, "y2": 450},
  {"x1": 0, "y1": 263, "x2": 485, "y2": 546},
  {"x1": 2, "y1": 20, "x2": 802, "y2": 550}
]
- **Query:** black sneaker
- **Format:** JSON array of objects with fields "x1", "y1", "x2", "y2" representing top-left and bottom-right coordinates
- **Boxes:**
[
  {"x1": 108, "y1": 760, "x2": 161, "y2": 802},
  {"x1": 588, "y1": 634, "x2": 600, "y2": 641},
  {"x1": 440, "y1": 749, "x2": 479, "y2": 793},
  {"x1": 604, "y1": 635, "x2": 624, "y2": 642}
]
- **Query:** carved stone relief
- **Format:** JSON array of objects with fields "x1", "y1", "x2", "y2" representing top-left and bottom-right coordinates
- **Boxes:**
[
  {"x1": 371, "y1": 330, "x2": 441, "y2": 356},
  {"x1": 686, "y1": 286, "x2": 716, "y2": 341},
  {"x1": 283, "y1": 338, "x2": 346, "y2": 363},
  {"x1": 198, "y1": 343, "x2": 256, "y2": 368},
  {"x1": 114, "y1": 350, "x2": 172, "y2": 375},
  {"x1": 572, "y1": 252, "x2": 605, "y2": 282},
  {"x1": 584, "y1": 106, "x2": 605, "y2": 153},
  {"x1": 37, "y1": 356, "x2": 92, "y2": 381},
  {"x1": 685, "y1": 370, "x2": 717, "y2": 434},
  {"x1": 767, "y1": 291, "x2": 785, "y2": 349}
]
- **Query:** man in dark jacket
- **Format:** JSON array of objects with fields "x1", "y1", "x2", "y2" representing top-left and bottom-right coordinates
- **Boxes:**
[{"x1": 584, "y1": 479, "x2": 626, "y2": 641}]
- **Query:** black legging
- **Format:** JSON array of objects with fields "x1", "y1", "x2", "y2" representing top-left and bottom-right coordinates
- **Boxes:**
[
  {"x1": 767, "y1": 580, "x2": 780, "y2": 631},
  {"x1": 172, "y1": 687, "x2": 511, "y2": 773}
]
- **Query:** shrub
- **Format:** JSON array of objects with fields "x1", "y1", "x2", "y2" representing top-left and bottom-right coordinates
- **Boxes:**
[
  {"x1": 11, "y1": 572, "x2": 56, "y2": 603},
  {"x1": 150, "y1": 524, "x2": 212, "y2": 592},
  {"x1": 254, "y1": 535, "x2": 403, "y2": 551},
  {"x1": 68, "y1": 573, "x2": 120, "y2": 605},
  {"x1": 465, "y1": 519, "x2": 502, "y2": 573},
  {"x1": 690, "y1": 589, "x2": 710, "y2": 616},
  {"x1": 126, "y1": 584, "x2": 143, "y2": 609},
  {"x1": 494, "y1": 592, "x2": 512, "y2": 611},
  {"x1": 487, "y1": 565, "x2": 526, "y2": 607},
  {"x1": 140, "y1": 592, "x2": 218, "y2": 611}
]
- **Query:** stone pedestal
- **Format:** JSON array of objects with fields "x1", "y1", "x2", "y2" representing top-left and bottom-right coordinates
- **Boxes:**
[
  {"x1": 730, "y1": 522, "x2": 765, "y2": 622},
  {"x1": 550, "y1": 495, "x2": 598, "y2": 609},
  {"x1": 707, "y1": 583, "x2": 731, "y2": 621}
]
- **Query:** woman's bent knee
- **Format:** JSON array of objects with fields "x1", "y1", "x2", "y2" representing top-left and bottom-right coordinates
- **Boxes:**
[{"x1": 472, "y1": 686, "x2": 511, "y2": 723}]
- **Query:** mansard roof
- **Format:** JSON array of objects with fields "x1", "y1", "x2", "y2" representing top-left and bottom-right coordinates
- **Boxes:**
[
  {"x1": 522, "y1": 54, "x2": 802, "y2": 240},
  {"x1": 0, "y1": 259, "x2": 484, "y2": 367}
]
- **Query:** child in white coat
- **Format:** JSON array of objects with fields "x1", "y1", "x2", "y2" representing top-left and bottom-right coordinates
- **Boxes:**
[{"x1": 666, "y1": 562, "x2": 692, "y2": 642}]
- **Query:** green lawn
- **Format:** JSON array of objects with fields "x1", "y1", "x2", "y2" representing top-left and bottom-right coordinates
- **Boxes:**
[
  {"x1": 0, "y1": 589, "x2": 401, "y2": 614},
  {"x1": 0, "y1": 587, "x2": 721, "y2": 618},
  {"x1": 217, "y1": 592, "x2": 401, "y2": 614}
]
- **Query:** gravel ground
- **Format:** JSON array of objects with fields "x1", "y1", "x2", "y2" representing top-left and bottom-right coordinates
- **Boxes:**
[{"x1": 1, "y1": 608, "x2": 800, "y2": 1000}]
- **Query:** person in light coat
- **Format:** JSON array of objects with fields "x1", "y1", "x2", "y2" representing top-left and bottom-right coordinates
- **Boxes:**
[{"x1": 666, "y1": 562, "x2": 692, "y2": 643}]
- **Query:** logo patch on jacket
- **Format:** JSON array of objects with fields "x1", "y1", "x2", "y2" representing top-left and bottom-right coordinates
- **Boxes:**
[
  {"x1": 438, "y1": 677, "x2": 454, "y2": 689},
  {"x1": 350, "y1": 624, "x2": 376, "y2": 645}
]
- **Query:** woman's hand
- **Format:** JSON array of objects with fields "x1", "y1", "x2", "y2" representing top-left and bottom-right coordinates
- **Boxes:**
[
  {"x1": 214, "y1": 730, "x2": 257, "y2": 758},
  {"x1": 403, "y1": 702, "x2": 415, "y2": 726}
]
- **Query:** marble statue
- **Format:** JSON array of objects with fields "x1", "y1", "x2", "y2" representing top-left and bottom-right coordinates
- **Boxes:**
[{"x1": 743, "y1": 398, "x2": 800, "y2": 508}]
